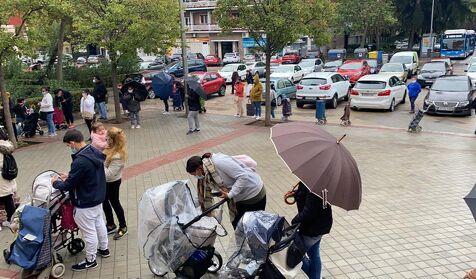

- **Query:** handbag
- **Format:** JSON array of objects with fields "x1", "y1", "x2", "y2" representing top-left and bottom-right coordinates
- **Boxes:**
[
  {"x1": 81, "y1": 111, "x2": 94, "y2": 120},
  {"x1": 246, "y1": 100, "x2": 254, "y2": 117},
  {"x1": 286, "y1": 232, "x2": 307, "y2": 269}
]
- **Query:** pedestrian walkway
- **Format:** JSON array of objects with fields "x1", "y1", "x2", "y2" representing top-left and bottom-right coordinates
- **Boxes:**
[{"x1": 0, "y1": 104, "x2": 475, "y2": 279}]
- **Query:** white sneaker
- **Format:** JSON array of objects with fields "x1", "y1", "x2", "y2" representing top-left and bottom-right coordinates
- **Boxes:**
[
  {"x1": 163, "y1": 111, "x2": 170, "y2": 115},
  {"x1": 136, "y1": 125, "x2": 141, "y2": 129},
  {"x1": 256, "y1": 116, "x2": 260, "y2": 120},
  {"x1": 131, "y1": 125, "x2": 135, "y2": 129}
]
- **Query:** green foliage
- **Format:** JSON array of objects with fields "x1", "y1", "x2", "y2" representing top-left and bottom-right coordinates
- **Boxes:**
[{"x1": 25, "y1": 90, "x2": 82, "y2": 112}]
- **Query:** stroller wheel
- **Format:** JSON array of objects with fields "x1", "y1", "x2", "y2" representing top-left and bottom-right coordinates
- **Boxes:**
[
  {"x1": 39, "y1": 130, "x2": 44, "y2": 136},
  {"x1": 3, "y1": 249, "x2": 10, "y2": 264},
  {"x1": 51, "y1": 263, "x2": 65, "y2": 278},
  {"x1": 67, "y1": 238, "x2": 85, "y2": 255},
  {"x1": 55, "y1": 253, "x2": 63, "y2": 263},
  {"x1": 207, "y1": 252, "x2": 223, "y2": 274},
  {"x1": 148, "y1": 260, "x2": 167, "y2": 276}
]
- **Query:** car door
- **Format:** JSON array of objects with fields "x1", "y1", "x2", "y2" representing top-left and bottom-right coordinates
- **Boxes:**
[
  {"x1": 209, "y1": 73, "x2": 220, "y2": 93},
  {"x1": 202, "y1": 74, "x2": 212, "y2": 94},
  {"x1": 315, "y1": 59, "x2": 323, "y2": 72},
  {"x1": 390, "y1": 76, "x2": 403, "y2": 101},
  {"x1": 276, "y1": 79, "x2": 286, "y2": 99},
  {"x1": 294, "y1": 65, "x2": 302, "y2": 80},
  {"x1": 332, "y1": 74, "x2": 346, "y2": 98},
  {"x1": 238, "y1": 64, "x2": 247, "y2": 77},
  {"x1": 284, "y1": 79, "x2": 296, "y2": 98},
  {"x1": 258, "y1": 62, "x2": 265, "y2": 75}
]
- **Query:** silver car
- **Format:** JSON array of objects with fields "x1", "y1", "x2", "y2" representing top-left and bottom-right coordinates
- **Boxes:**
[
  {"x1": 298, "y1": 58, "x2": 324, "y2": 75},
  {"x1": 246, "y1": 61, "x2": 266, "y2": 77}
]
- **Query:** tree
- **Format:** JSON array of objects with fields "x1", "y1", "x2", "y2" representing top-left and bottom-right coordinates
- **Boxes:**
[
  {"x1": 215, "y1": 0, "x2": 335, "y2": 126},
  {"x1": 0, "y1": 0, "x2": 47, "y2": 146},
  {"x1": 73, "y1": 0, "x2": 180, "y2": 122}
]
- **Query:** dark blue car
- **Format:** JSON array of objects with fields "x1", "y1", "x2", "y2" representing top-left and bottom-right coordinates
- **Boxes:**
[{"x1": 164, "y1": 59, "x2": 207, "y2": 78}]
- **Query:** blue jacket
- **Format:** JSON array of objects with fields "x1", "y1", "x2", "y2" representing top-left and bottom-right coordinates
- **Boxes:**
[
  {"x1": 407, "y1": 81, "x2": 421, "y2": 98},
  {"x1": 53, "y1": 145, "x2": 106, "y2": 208}
]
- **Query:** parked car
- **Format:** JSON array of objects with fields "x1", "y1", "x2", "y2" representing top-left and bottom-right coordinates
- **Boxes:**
[
  {"x1": 163, "y1": 59, "x2": 207, "y2": 78},
  {"x1": 322, "y1": 60, "x2": 343, "y2": 72},
  {"x1": 465, "y1": 56, "x2": 476, "y2": 67},
  {"x1": 337, "y1": 60, "x2": 371, "y2": 84},
  {"x1": 139, "y1": 57, "x2": 157, "y2": 70},
  {"x1": 270, "y1": 64, "x2": 304, "y2": 83},
  {"x1": 87, "y1": 55, "x2": 101, "y2": 64},
  {"x1": 423, "y1": 76, "x2": 475, "y2": 116},
  {"x1": 389, "y1": 51, "x2": 419, "y2": 76},
  {"x1": 417, "y1": 62, "x2": 452, "y2": 88},
  {"x1": 217, "y1": 63, "x2": 247, "y2": 83},
  {"x1": 379, "y1": 63, "x2": 408, "y2": 81},
  {"x1": 204, "y1": 54, "x2": 221, "y2": 66},
  {"x1": 169, "y1": 52, "x2": 205, "y2": 63},
  {"x1": 137, "y1": 70, "x2": 162, "y2": 98},
  {"x1": 75, "y1": 57, "x2": 87, "y2": 68},
  {"x1": 243, "y1": 54, "x2": 257, "y2": 63},
  {"x1": 350, "y1": 74, "x2": 407, "y2": 112},
  {"x1": 189, "y1": 72, "x2": 227, "y2": 97},
  {"x1": 271, "y1": 55, "x2": 284, "y2": 64},
  {"x1": 367, "y1": 59, "x2": 381, "y2": 74},
  {"x1": 296, "y1": 72, "x2": 351, "y2": 109},
  {"x1": 223, "y1": 52, "x2": 241, "y2": 64},
  {"x1": 465, "y1": 63, "x2": 476, "y2": 86},
  {"x1": 246, "y1": 61, "x2": 266, "y2": 77},
  {"x1": 270, "y1": 62, "x2": 282, "y2": 73},
  {"x1": 282, "y1": 51, "x2": 302, "y2": 64},
  {"x1": 298, "y1": 59, "x2": 324, "y2": 75},
  {"x1": 431, "y1": 58, "x2": 453, "y2": 74},
  {"x1": 260, "y1": 78, "x2": 297, "y2": 105}
]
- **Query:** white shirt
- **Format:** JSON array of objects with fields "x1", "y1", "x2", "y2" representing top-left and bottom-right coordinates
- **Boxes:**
[
  {"x1": 80, "y1": 95, "x2": 95, "y2": 114},
  {"x1": 39, "y1": 93, "x2": 54, "y2": 112}
]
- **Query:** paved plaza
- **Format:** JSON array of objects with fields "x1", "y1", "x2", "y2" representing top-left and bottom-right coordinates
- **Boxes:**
[{"x1": 0, "y1": 78, "x2": 475, "y2": 279}]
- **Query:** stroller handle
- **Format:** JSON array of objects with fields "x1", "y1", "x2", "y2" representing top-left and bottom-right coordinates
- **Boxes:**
[
  {"x1": 180, "y1": 198, "x2": 228, "y2": 231},
  {"x1": 269, "y1": 223, "x2": 301, "y2": 254}
]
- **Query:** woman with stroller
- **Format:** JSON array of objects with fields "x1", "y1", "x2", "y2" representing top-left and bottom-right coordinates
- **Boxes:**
[
  {"x1": 0, "y1": 129, "x2": 16, "y2": 230},
  {"x1": 55, "y1": 88, "x2": 75, "y2": 128},
  {"x1": 80, "y1": 89, "x2": 96, "y2": 135},
  {"x1": 13, "y1": 99, "x2": 27, "y2": 135},
  {"x1": 39, "y1": 87, "x2": 56, "y2": 137},
  {"x1": 102, "y1": 127, "x2": 128, "y2": 240},
  {"x1": 186, "y1": 153, "x2": 266, "y2": 229},
  {"x1": 290, "y1": 181, "x2": 333, "y2": 279}
]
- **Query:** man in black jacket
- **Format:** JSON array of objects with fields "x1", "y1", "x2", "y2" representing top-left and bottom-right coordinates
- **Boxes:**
[
  {"x1": 92, "y1": 76, "x2": 108, "y2": 120},
  {"x1": 52, "y1": 130, "x2": 110, "y2": 271},
  {"x1": 186, "y1": 87, "x2": 201, "y2": 135},
  {"x1": 55, "y1": 89, "x2": 74, "y2": 128}
]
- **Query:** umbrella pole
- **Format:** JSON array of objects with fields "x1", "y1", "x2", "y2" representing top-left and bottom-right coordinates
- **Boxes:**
[{"x1": 337, "y1": 134, "x2": 347, "y2": 144}]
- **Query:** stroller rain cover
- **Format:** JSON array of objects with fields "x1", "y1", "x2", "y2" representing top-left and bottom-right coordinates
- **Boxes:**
[{"x1": 138, "y1": 180, "x2": 225, "y2": 274}]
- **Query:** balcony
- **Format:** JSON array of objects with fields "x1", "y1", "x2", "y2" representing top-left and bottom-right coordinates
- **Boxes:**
[
  {"x1": 183, "y1": 0, "x2": 217, "y2": 9},
  {"x1": 186, "y1": 24, "x2": 221, "y2": 32}
]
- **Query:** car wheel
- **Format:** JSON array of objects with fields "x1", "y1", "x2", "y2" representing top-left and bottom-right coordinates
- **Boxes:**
[
  {"x1": 401, "y1": 91, "x2": 407, "y2": 104},
  {"x1": 297, "y1": 102, "x2": 304, "y2": 108},
  {"x1": 331, "y1": 94, "x2": 338, "y2": 109},
  {"x1": 218, "y1": 85, "x2": 226, "y2": 96},
  {"x1": 148, "y1": 89, "x2": 155, "y2": 99},
  {"x1": 277, "y1": 95, "x2": 283, "y2": 106},
  {"x1": 388, "y1": 98, "x2": 395, "y2": 112}
]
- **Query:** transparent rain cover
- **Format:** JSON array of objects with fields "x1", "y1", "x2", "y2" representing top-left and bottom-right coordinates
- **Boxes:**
[
  {"x1": 138, "y1": 180, "x2": 225, "y2": 274},
  {"x1": 32, "y1": 170, "x2": 63, "y2": 206},
  {"x1": 220, "y1": 211, "x2": 284, "y2": 278}
]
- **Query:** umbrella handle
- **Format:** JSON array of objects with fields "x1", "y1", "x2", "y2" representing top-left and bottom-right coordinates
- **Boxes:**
[{"x1": 284, "y1": 191, "x2": 296, "y2": 205}]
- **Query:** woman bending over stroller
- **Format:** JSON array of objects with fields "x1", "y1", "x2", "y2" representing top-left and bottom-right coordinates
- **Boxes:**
[
  {"x1": 0, "y1": 130, "x2": 16, "y2": 230},
  {"x1": 186, "y1": 153, "x2": 266, "y2": 229}
]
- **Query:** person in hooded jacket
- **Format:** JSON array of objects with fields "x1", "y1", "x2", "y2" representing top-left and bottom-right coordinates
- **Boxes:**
[
  {"x1": 52, "y1": 129, "x2": 109, "y2": 272},
  {"x1": 249, "y1": 74, "x2": 263, "y2": 119},
  {"x1": 291, "y1": 181, "x2": 333, "y2": 279},
  {"x1": 186, "y1": 85, "x2": 201, "y2": 135},
  {"x1": 93, "y1": 76, "x2": 108, "y2": 120}
]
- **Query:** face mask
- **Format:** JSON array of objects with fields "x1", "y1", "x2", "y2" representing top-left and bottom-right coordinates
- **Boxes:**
[
  {"x1": 70, "y1": 147, "x2": 77, "y2": 155},
  {"x1": 93, "y1": 79, "x2": 96, "y2": 83},
  {"x1": 128, "y1": 90, "x2": 133, "y2": 93},
  {"x1": 194, "y1": 175, "x2": 205, "y2": 180}
]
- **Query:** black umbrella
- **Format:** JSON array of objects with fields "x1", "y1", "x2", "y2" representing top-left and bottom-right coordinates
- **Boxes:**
[
  {"x1": 464, "y1": 183, "x2": 476, "y2": 222},
  {"x1": 185, "y1": 77, "x2": 206, "y2": 99},
  {"x1": 121, "y1": 80, "x2": 148, "y2": 102}
]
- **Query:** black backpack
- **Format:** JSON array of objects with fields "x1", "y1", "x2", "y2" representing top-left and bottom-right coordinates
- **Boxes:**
[{"x1": 2, "y1": 154, "x2": 18, "y2": 180}]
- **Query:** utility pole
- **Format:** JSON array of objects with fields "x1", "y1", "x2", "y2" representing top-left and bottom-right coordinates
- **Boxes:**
[
  {"x1": 429, "y1": 0, "x2": 435, "y2": 58},
  {"x1": 179, "y1": 0, "x2": 189, "y2": 115}
]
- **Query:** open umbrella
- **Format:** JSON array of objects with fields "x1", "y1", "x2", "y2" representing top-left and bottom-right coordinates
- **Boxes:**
[
  {"x1": 151, "y1": 72, "x2": 173, "y2": 100},
  {"x1": 121, "y1": 80, "x2": 148, "y2": 102},
  {"x1": 270, "y1": 122, "x2": 362, "y2": 211},
  {"x1": 185, "y1": 76, "x2": 206, "y2": 99},
  {"x1": 464, "y1": 183, "x2": 476, "y2": 222}
]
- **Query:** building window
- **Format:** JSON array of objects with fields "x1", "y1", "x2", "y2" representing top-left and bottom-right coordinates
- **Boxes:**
[
  {"x1": 185, "y1": 17, "x2": 191, "y2": 26},
  {"x1": 200, "y1": 14, "x2": 208, "y2": 24}
]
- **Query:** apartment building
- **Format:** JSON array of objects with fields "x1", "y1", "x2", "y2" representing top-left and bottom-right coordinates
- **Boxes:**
[{"x1": 183, "y1": 0, "x2": 252, "y2": 59}]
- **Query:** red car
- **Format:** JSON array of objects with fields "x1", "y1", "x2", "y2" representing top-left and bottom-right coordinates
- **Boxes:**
[
  {"x1": 282, "y1": 51, "x2": 302, "y2": 64},
  {"x1": 204, "y1": 54, "x2": 221, "y2": 66},
  {"x1": 337, "y1": 60, "x2": 371, "y2": 84},
  {"x1": 271, "y1": 55, "x2": 284, "y2": 64},
  {"x1": 190, "y1": 71, "x2": 226, "y2": 97}
]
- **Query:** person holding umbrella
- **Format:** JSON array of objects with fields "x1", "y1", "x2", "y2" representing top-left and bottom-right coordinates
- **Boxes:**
[
  {"x1": 123, "y1": 86, "x2": 141, "y2": 129},
  {"x1": 186, "y1": 83, "x2": 201, "y2": 135}
]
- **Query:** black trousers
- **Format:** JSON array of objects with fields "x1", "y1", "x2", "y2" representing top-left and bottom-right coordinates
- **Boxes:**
[
  {"x1": 85, "y1": 119, "x2": 93, "y2": 134},
  {"x1": 0, "y1": 194, "x2": 15, "y2": 222},
  {"x1": 102, "y1": 179, "x2": 127, "y2": 228},
  {"x1": 232, "y1": 195, "x2": 266, "y2": 229},
  {"x1": 163, "y1": 98, "x2": 169, "y2": 112},
  {"x1": 63, "y1": 104, "x2": 74, "y2": 124}
]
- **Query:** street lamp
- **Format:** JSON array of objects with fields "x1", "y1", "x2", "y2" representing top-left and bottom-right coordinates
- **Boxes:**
[
  {"x1": 429, "y1": 0, "x2": 435, "y2": 57},
  {"x1": 179, "y1": 0, "x2": 189, "y2": 114}
]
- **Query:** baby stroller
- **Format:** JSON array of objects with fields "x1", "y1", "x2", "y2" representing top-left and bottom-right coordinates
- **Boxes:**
[
  {"x1": 4, "y1": 170, "x2": 85, "y2": 279},
  {"x1": 21, "y1": 110, "x2": 44, "y2": 138},
  {"x1": 408, "y1": 104, "x2": 433, "y2": 133},
  {"x1": 220, "y1": 211, "x2": 301, "y2": 279},
  {"x1": 172, "y1": 90, "x2": 184, "y2": 111},
  {"x1": 53, "y1": 107, "x2": 68, "y2": 130},
  {"x1": 138, "y1": 180, "x2": 227, "y2": 279}
]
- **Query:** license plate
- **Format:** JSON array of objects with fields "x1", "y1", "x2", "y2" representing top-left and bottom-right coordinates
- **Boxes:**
[
  {"x1": 361, "y1": 93, "x2": 374, "y2": 96},
  {"x1": 438, "y1": 107, "x2": 454, "y2": 111}
]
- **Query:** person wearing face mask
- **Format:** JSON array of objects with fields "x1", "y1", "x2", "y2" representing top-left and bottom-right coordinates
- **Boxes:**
[
  {"x1": 92, "y1": 76, "x2": 108, "y2": 120},
  {"x1": 51, "y1": 129, "x2": 109, "y2": 271},
  {"x1": 186, "y1": 152, "x2": 266, "y2": 229},
  {"x1": 80, "y1": 89, "x2": 96, "y2": 135},
  {"x1": 122, "y1": 86, "x2": 141, "y2": 129},
  {"x1": 39, "y1": 87, "x2": 56, "y2": 136}
]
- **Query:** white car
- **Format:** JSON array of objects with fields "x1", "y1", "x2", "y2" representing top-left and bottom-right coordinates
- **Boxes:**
[
  {"x1": 270, "y1": 64, "x2": 304, "y2": 83},
  {"x1": 296, "y1": 72, "x2": 350, "y2": 109},
  {"x1": 246, "y1": 61, "x2": 266, "y2": 77},
  {"x1": 350, "y1": 74, "x2": 407, "y2": 112},
  {"x1": 217, "y1": 63, "x2": 247, "y2": 83},
  {"x1": 379, "y1": 63, "x2": 408, "y2": 81},
  {"x1": 298, "y1": 59, "x2": 324, "y2": 75},
  {"x1": 465, "y1": 63, "x2": 476, "y2": 86},
  {"x1": 223, "y1": 52, "x2": 241, "y2": 64}
]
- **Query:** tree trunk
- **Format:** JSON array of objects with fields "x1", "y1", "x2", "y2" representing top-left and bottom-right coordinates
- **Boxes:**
[
  {"x1": 264, "y1": 48, "x2": 272, "y2": 126},
  {"x1": 344, "y1": 32, "x2": 350, "y2": 50},
  {"x1": 0, "y1": 61, "x2": 17, "y2": 147},
  {"x1": 109, "y1": 53, "x2": 122, "y2": 123},
  {"x1": 408, "y1": 28, "x2": 414, "y2": 51},
  {"x1": 376, "y1": 31, "x2": 381, "y2": 49},
  {"x1": 360, "y1": 29, "x2": 367, "y2": 48},
  {"x1": 55, "y1": 17, "x2": 67, "y2": 82}
]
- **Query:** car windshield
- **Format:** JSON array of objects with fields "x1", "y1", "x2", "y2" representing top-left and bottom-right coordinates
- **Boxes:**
[
  {"x1": 246, "y1": 62, "x2": 255, "y2": 66},
  {"x1": 432, "y1": 79, "x2": 469, "y2": 91},
  {"x1": 299, "y1": 60, "x2": 315, "y2": 67},
  {"x1": 300, "y1": 78, "x2": 327, "y2": 86},
  {"x1": 468, "y1": 65, "x2": 476, "y2": 72},
  {"x1": 442, "y1": 38, "x2": 465, "y2": 51},
  {"x1": 206, "y1": 55, "x2": 216, "y2": 59},
  {"x1": 355, "y1": 81, "x2": 387, "y2": 89},
  {"x1": 381, "y1": 64, "x2": 403, "y2": 72},
  {"x1": 274, "y1": 66, "x2": 294, "y2": 73},
  {"x1": 164, "y1": 61, "x2": 180, "y2": 70},
  {"x1": 422, "y1": 63, "x2": 445, "y2": 72},
  {"x1": 390, "y1": 55, "x2": 412, "y2": 64},
  {"x1": 340, "y1": 62, "x2": 362, "y2": 70},
  {"x1": 367, "y1": 60, "x2": 378, "y2": 67},
  {"x1": 190, "y1": 73, "x2": 205, "y2": 79},
  {"x1": 324, "y1": 61, "x2": 342, "y2": 67},
  {"x1": 224, "y1": 53, "x2": 235, "y2": 57},
  {"x1": 220, "y1": 64, "x2": 236, "y2": 72},
  {"x1": 285, "y1": 52, "x2": 298, "y2": 56}
]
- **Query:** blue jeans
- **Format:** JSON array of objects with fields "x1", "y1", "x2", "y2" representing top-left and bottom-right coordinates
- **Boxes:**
[
  {"x1": 98, "y1": 102, "x2": 108, "y2": 119},
  {"x1": 253, "y1": 101, "x2": 261, "y2": 117},
  {"x1": 129, "y1": 111, "x2": 140, "y2": 126},
  {"x1": 46, "y1": 112, "x2": 55, "y2": 135},
  {"x1": 271, "y1": 106, "x2": 276, "y2": 118},
  {"x1": 409, "y1": 96, "x2": 417, "y2": 112},
  {"x1": 301, "y1": 236, "x2": 322, "y2": 279}
]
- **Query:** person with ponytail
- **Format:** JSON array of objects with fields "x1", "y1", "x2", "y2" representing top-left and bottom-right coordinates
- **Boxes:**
[{"x1": 186, "y1": 152, "x2": 266, "y2": 229}]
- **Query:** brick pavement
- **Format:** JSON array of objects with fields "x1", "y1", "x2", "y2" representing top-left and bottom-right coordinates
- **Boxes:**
[{"x1": 0, "y1": 102, "x2": 475, "y2": 279}]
